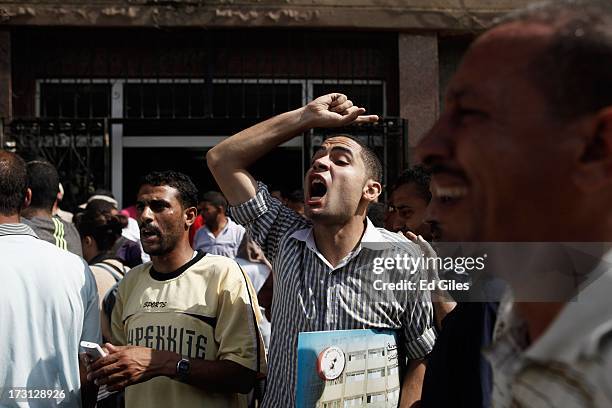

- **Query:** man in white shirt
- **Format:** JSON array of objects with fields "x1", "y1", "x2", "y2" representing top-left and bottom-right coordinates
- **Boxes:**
[
  {"x1": 193, "y1": 191, "x2": 245, "y2": 258},
  {"x1": 0, "y1": 150, "x2": 100, "y2": 407}
]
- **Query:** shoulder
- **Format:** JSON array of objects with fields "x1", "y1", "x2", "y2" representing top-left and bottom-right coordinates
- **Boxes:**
[
  {"x1": 32, "y1": 241, "x2": 95, "y2": 286},
  {"x1": 197, "y1": 254, "x2": 243, "y2": 274},
  {"x1": 57, "y1": 216, "x2": 76, "y2": 229},
  {"x1": 36, "y1": 238, "x2": 87, "y2": 267},
  {"x1": 22, "y1": 216, "x2": 51, "y2": 230},
  {"x1": 21, "y1": 217, "x2": 35, "y2": 227},
  {"x1": 194, "y1": 226, "x2": 208, "y2": 239},
  {"x1": 377, "y1": 228, "x2": 408, "y2": 242},
  {"x1": 195, "y1": 254, "x2": 248, "y2": 287},
  {"x1": 228, "y1": 218, "x2": 246, "y2": 233},
  {"x1": 116, "y1": 262, "x2": 151, "y2": 292},
  {"x1": 376, "y1": 228, "x2": 422, "y2": 255}
]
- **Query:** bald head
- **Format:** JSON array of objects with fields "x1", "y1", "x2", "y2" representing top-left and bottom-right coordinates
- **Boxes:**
[{"x1": 0, "y1": 151, "x2": 28, "y2": 216}]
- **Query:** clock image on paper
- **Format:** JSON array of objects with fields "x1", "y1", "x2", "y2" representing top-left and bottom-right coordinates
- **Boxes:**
[{"x1": 316, "y1": 346, "x2": 346, "y2": 380}]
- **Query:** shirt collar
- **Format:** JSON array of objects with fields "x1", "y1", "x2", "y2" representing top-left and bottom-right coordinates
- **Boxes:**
[
  {"x1": 0, "y1": 223, "x2": 39, "y2": 238},
  {"x1": 362, "y1": 217, "x2": 385, "y2": 243},
  {"x1": 490, "y1": 249, "x2": 612, "y2": 365},
  {"x1": 288, "y1": 217, "x2": 381, "y2": 271}
]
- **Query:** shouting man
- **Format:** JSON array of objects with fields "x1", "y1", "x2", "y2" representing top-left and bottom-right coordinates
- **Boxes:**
[{"x1": 207, "y1": 93, "x2": 436, "y2": 407}]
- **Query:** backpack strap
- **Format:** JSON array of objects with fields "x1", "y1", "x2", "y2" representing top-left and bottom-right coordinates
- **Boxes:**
[{"x1": 95, "y1": 260, "x2": 126, "y2": 282}]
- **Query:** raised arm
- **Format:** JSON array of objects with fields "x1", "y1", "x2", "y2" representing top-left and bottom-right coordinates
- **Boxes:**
[{"x1": 206, "y1": 93, "x2": 378, "y2": 205}]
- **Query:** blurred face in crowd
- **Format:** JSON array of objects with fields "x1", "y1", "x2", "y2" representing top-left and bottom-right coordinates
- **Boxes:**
[
  {"x1": 385, "y1": 182, "x2": 430, "y2": 235},
  {"x1": 200, "y1": 201, "x2": 222, "y2": 226},
  {"x1": 417, "y1": 22, "x2": 585, "y2": 241},
  {"x1": 136, "y1": 184, "x2": 190, "y2": 256},
  {"x1": 426, "y1": 191, "x2": 474, "y2": 242},
  {"x1": 304, "y1": 136, "x2": 379, "y2": 224}
]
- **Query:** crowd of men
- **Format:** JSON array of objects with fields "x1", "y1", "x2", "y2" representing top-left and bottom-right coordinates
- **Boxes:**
[{"x1": 1, "y1": 1, "x2": 612, "y2": 407}]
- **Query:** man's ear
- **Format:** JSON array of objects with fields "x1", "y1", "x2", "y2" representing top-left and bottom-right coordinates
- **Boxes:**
[
  {"x1": 82, "y1": 236, "x2": 93, "y2": 248},
  {"x1": 184, "y1": 206, "x2": 198, "y2": 230},
  {"x1": 363, "y1": 179, "x2": 382, "y2": 202},
  {"x1": 23, "y1": 188, "x2": 32, "y2": 209},
  {"x1": 574, "y1": 107, "x2": 612, "y2": 192}
]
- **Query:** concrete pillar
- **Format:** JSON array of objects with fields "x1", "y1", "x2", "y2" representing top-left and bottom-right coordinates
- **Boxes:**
[{"x1": 398, "y1": 33, "x2": 439, "y2": 165}]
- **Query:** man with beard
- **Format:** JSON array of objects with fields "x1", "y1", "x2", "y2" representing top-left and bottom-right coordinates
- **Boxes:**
[
  {"x1": 385, "y1": 166, "x2": 433, "y2": 239},
  {"x1": 193, "y1": 191, "x2": 245, "y2": 258},
  {"x1": 207, "y1": 93, "x2": 436, "y2": 407},
  {"x1": 417, "y1": 1, "x2": 612, "y2": 406},
  {"x1": 87, "y1": 171, "x2": 266, "y2": 408}
]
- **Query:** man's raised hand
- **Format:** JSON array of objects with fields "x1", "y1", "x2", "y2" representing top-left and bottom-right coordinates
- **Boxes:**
[{"x1": 301, "y1": 93, "x2": 379, "y2": 129}]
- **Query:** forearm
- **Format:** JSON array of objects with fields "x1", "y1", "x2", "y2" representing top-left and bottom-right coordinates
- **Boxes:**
[
  {"x1": 207, "y1": 107, "x2": 308, "y2": 205},
  {"x1": 209, "y1": 107, "x2": 308, "y2": 170},
  {"x1": 400, "y1": 359, "x2": 426, "y2": 408},
  {"x1": 152, "y1": 350, "x2": 256, "y2": 394}
]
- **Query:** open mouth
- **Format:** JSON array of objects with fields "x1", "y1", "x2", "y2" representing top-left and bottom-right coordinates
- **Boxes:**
[
  {"x1": 141, "y1": 227, "x2": 161, "y2": 241},
  {"x1": 308, "y1": 177, "x2": 328, "y2": 204},
  {"x1": 431, "y1": 180, "x2": 469, "y2": 206}
]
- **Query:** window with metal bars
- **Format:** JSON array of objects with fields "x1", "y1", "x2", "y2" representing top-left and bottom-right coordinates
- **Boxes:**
[
  {"x1": 38, "y1": 80, "x2": 384, "y2": 121},
  {"x1": 39, "y1": 83, "x2": 110, "y2": 118}
]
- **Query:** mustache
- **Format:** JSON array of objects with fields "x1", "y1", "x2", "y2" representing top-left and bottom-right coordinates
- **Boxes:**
[
  {"x1": 426, "y1": 163, "x2": 468, "y2": 179},
  {"x1": 140, "y1": 226, "x2": 161, "y2": 235}
]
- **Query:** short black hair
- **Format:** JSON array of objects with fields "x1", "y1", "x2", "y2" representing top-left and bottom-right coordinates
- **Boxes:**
[
  {"x1": 139, "y1": 171, "x2": 198, "y2": 209},
  {"x1": 325, "y1": 134, "x2": 383, "y2": 183},
  {"x1": 201, "y1": 191, "x2": 228, "y2": 212},
  {"x1": 74, "y1": 207, "x2": 124, "y2": 252},
  {"x1": 495, "y1": 0, "x2": 612, "y2": 120},
  {"x1": 26, "y1": 160, "x2": 59, "y2": 212},
  {"x1": 391, "y1": 166, "x2": 432, "y2": 203},
  {"x1": 0, "y1": 151, "x2": 28, "y2": 216}
]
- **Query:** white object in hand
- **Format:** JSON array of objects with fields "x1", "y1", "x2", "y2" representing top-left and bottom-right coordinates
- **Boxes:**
[{"x1": 80, "y1": 341, "x2": 107, "y2": 361}]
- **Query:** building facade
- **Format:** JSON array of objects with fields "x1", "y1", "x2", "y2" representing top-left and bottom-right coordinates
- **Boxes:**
[{"x1": 0, "y1": 0, "x2": 529, "y2": 209}]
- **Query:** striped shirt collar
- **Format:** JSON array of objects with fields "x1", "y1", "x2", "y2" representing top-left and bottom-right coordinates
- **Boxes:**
[
  {"x1": 0, "y1": 222, "x2": 39, "y2": 238},
  {"x1": 231, "y1": 181, "x2": 436, "y2": 407},
  {"x1": 491, "y1": 263, "x2": 612, "y2": 366},
  {"x1": 288, "y1": 217, "x2": 384, "y2": 271}
]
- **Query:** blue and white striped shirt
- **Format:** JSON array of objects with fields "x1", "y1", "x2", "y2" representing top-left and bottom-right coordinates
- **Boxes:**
[{"x1": 231, "y1": 182, "x2": 436, "y2": 407}]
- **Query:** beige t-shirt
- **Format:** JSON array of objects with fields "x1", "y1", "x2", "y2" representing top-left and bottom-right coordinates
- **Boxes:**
[{"x1": 111, "y1": 251, "x2": 267, "y2": 408}]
